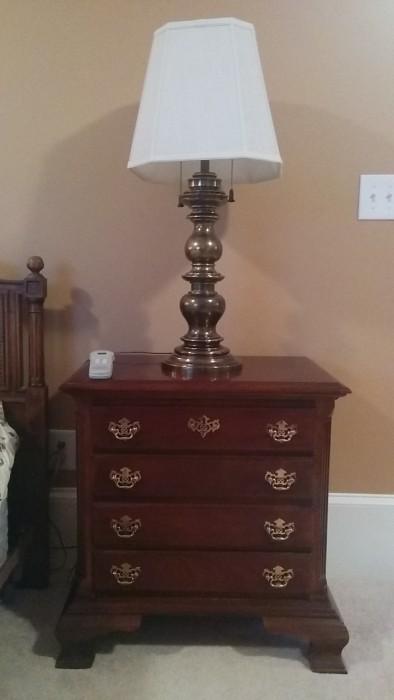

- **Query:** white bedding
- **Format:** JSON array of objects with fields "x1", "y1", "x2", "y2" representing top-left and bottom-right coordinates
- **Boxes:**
[
  {"x1": 0, "y1": 401, "x2": 19, "y2": 567},
  {"x1": 0, "y1": 499, "x2": 8, "y2": 568}
]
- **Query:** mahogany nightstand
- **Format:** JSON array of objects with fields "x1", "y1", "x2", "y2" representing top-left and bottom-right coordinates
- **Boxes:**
[{"x1": 56, "y1": 354, "x2": 350, "y2": 672}]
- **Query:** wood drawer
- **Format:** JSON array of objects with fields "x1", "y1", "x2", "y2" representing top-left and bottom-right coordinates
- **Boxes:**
[
  {"x1": 94, "y1": 551, "x2": 314, "y2": 597},
  {"x1": 93, "y1": 454, "x2": 315, "y2": 502},
  {"x1": 92, "y1": 504, "x2": 313, "y2": 550},
  {"x1": 91, "y1": 404, "x2": 315, "y2": 452}
]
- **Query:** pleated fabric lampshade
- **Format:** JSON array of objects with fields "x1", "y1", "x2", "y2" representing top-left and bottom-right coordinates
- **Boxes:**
[{"x1": 128, "y1": 17, "x2": 282, "y2": 185}]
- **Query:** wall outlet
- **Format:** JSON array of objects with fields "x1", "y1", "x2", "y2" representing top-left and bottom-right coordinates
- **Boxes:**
[
  {"x1": 48, "y1": 429, "x2": 76, "y2": 470},
  {"x1": 358, "y1": 174, "x2": 394, "y2": 220}
]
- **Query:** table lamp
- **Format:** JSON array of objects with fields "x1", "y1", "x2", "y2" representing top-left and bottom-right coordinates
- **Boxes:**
[{"x1": 128, "y1": 17, "x2": 282, "y2": 374}]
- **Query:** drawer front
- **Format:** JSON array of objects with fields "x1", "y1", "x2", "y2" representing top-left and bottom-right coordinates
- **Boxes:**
[
  {"x1": 94, "y1": 454, "x2": 315, "y2": 502},
  {"x1": 93, "y1": 504, "x2": 314, "y2": 550},
  {"x1": 94, "y1": 551, "x2": 314, "y2": 597},
  {"x1": 92, "y1": 405, "x2": 315, "y2": 452}
]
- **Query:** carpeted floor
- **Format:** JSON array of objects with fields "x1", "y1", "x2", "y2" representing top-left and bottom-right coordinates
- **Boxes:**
[{"x1": 0, "y1": 571, "x2": 393, "y2": 700}]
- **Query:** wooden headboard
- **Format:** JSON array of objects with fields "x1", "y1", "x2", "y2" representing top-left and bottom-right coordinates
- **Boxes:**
[
  {"x1": 0, "y1": 256, "x2": 47, "y2": 439},
  {"x1": 0, "y1": 256, "x2": 49, "y2": 588}
]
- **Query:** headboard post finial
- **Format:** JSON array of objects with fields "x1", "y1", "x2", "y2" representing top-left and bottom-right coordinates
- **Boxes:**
[{"x1": 27, "y1": 256, "x2": 44, "y2": 275}]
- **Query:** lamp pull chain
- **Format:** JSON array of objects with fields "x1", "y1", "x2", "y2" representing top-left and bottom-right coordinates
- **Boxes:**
[
  {"x1": 228, "y1": 159, "x2": 235, "y2": 202},
  {"x1": 177, "y1": 161, "x2": 184, "y2": 207}
]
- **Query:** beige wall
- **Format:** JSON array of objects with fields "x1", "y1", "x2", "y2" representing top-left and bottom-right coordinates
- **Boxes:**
[{"x1": 1, "y1": 1, "x2": 393, "y2": 492}]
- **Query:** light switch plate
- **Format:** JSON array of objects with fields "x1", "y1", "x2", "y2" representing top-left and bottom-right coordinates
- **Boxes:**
[{"x1": 358, "y1": 174, "x2": 394, "y2": 220}]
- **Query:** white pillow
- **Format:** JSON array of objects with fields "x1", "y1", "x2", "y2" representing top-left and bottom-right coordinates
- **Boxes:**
[{"x1": 0, "y1": 402, "x2": 19, "y2": 501}]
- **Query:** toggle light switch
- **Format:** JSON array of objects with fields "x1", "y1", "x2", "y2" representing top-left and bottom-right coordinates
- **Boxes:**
[{"x1": 358, "y1": 174, "x2": 394, "y2": 220}]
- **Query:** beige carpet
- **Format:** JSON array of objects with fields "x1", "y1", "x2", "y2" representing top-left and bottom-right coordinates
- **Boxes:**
[{"x1": 0, "y1": 572, "x2": 393, "y2": 700}]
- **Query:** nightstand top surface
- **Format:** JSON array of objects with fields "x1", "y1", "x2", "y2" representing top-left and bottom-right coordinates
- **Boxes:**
[{"x1": 62, "y1": 354, "x2": 350, "y2": 397}]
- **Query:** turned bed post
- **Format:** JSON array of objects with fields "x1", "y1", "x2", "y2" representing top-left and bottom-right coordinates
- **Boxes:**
[{"x1": 24, "y1": 256, "x2": 46, "y2": 389}]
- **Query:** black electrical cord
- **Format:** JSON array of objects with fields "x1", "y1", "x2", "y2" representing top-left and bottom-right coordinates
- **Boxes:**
[
  {"x1": 49, "y1": 518, "x2": 68, "y2": 573},
  {"x1": 48, "y1": 441, "x2": 66, "y2": 483},
  {"x1": 49, "y1": 442, "x2": 76, "y2": 572}
]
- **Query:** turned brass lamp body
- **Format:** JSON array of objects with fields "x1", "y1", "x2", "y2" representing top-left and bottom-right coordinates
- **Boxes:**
[{"x1": 164, "y1": 161, "x2": 240, "y2": 372}]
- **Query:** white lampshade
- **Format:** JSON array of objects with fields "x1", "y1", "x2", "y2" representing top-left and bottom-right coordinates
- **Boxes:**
[{"x1": 128, "y1": 17, "x2": 282, "y2": 184}]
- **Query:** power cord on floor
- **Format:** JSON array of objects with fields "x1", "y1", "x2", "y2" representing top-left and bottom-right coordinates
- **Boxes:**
[
  {"x1": 48, "y1": 440, "x2": 66, "y2": 484},
  {"x1": 49, "y1": 518, "x2": 77, "y2": 574},
  {"x1": 49, "y1": 441, "x2": 76, "y2": 573},
  {"x1": 49, "y1": 518, "x2": 68, "y2": 572}
]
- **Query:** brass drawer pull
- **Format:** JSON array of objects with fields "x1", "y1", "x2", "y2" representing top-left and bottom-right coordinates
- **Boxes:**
[
  {"x1": 108, "y1": 418, "x2": 141, "y2": 441},
  {"x1": 110, "y1": 563, "x2": 141, "y2": 586},
  {"x1": 111, "y1": 516, "x2": 142, "y2": 538},
  {"x1": 263, "y1": 565, "x2": 294, "y2": 588},
  {"x1": 265, "y1": 468, "x2": 296, "y2": 491},
  {"x1": 187, "y1": 415, "x2": 220, "y2": 439},
  {"x1": 267, "y1": 420, "x2": 298, "y2": 443},
  {"x1": 264, "y1": 518, "x2": 295, "y2": 541},
  {"x1": 110, "y1": 467, "x2": 142, "y2": 489}
]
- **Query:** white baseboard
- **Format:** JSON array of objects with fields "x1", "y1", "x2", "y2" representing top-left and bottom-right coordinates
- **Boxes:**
[
  {"x1": 328, "y1": 492, "x2": 394, "y2": 506},
  {"x1": 326, "y1": 492, "x2": 394, "y2": 578},
  {"x1": 50, "y1": 489, "x2": 394, "y2": 576}
]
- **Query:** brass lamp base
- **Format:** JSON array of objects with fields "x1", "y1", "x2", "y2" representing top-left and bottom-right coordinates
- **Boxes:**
[
  {"x1": 163, "y1": 161, "x2": 241, "y2": 376},
  {"x1": 162, "y1": 346, "x2": 241, "y2": 375}
]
